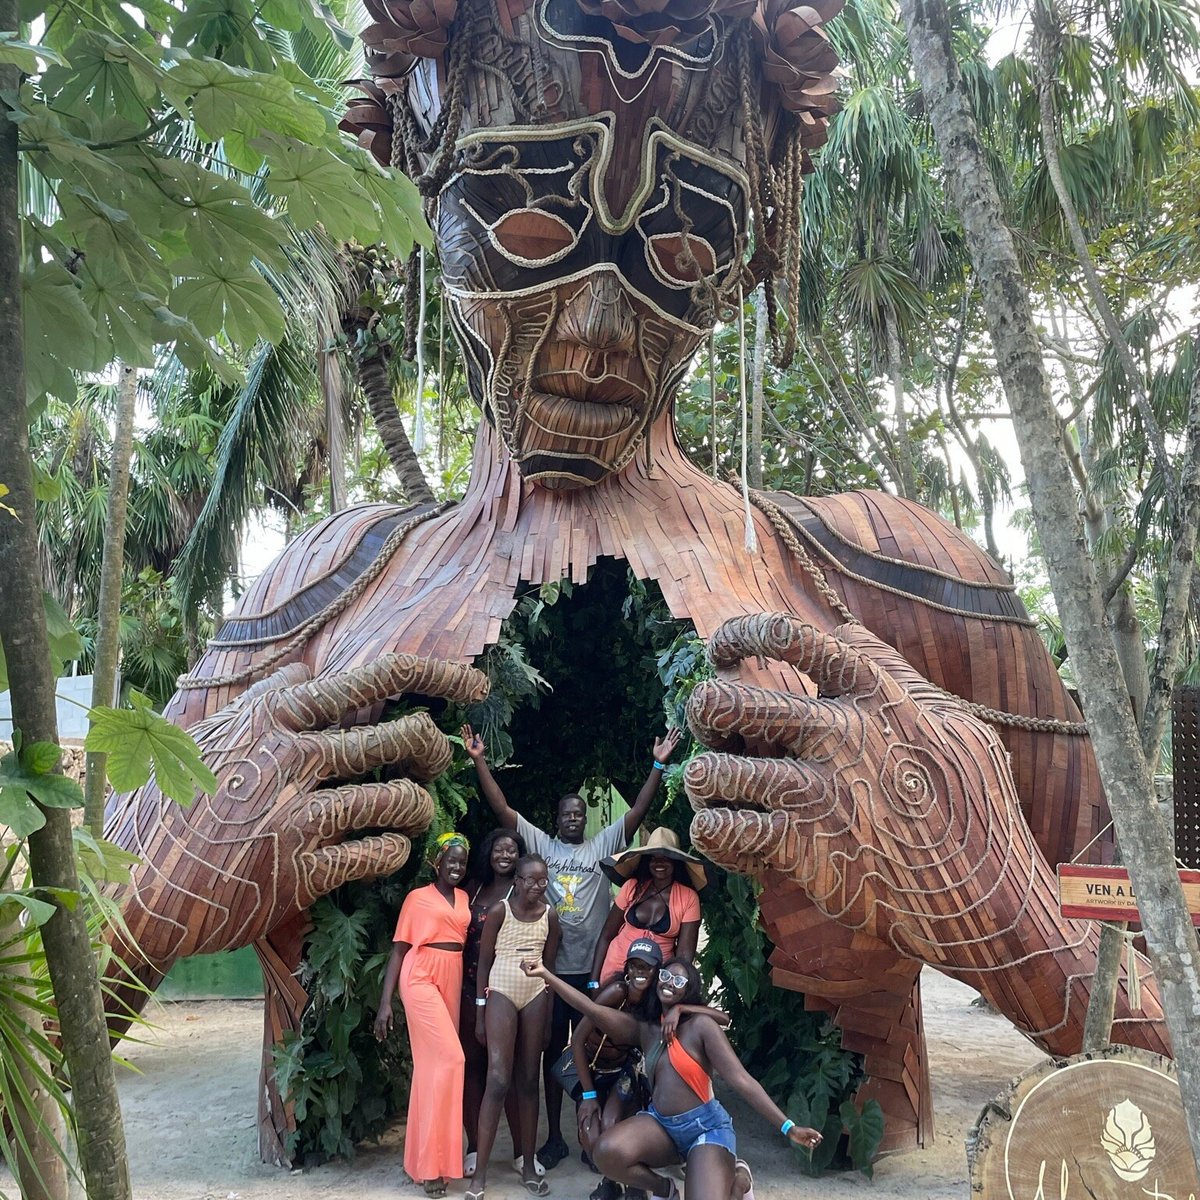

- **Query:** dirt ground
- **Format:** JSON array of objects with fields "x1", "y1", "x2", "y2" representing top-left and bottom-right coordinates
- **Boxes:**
[{"x1": 7, "y1": 969, "x2": 1046, "y2": 1200}]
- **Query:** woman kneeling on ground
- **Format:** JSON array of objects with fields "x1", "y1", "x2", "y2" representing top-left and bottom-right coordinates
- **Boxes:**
[
  {"x1": 522, "y1": 956, "x2": 822, "y2": 1200},
  {"x1": 574, "y1": 937, "x2": 724, "y2": 1200},
  {"x1": 469, "y1": 853, "x2": 560, "y2": 1200}
]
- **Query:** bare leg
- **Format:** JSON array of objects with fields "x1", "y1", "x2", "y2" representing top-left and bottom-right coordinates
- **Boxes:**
[
  {"x1": 539, "y1": 984, "x2": 576, "y2": 1165},
  {"x1": 682, "y1": 1145, "x2": 735, "y2": 1200},
  {"x1": 515, "y1": 992, "x2": 551, "y2": 1187},
  {"x1": 473, "y1": 994, "x2": 518, "y2": 1190},
  {"x1": 584, "y1": 1078, "x2": 637, "y2": 1200},
  {"x1": 593, "y1": 1115, "x2": 679, "y2": 1196}
]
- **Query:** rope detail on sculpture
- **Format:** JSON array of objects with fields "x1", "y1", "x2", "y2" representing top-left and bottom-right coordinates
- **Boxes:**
[{"x1": 746, "y1": 490, "x2": 1091, "y2": 737}]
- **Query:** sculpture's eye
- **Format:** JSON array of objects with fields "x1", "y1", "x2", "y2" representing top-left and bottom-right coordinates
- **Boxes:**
[
  {"x1": 490, "y1": 208, "x2": 579, "y2": 266},
  {"x1": 647, "y1": 232, "x2": 718, "y2": 287}
]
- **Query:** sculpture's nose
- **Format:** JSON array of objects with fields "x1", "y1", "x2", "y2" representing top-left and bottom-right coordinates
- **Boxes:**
[{"x1": 556, "y1": 272, "x2": 636, "y2": 353}]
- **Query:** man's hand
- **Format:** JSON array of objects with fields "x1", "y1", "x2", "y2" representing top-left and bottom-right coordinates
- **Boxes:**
[
  {"x1": 107, "y1": 654, "x2": 487, "y2": 972},
  {"x1": 460, "y1": 723, "x2": 486, "y2": 762},
  {"x1": 652, "y1": 727, "x2": 681, "y2": 764}
]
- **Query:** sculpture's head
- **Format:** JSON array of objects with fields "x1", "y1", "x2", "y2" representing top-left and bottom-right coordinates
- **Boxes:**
[{"x1": 342, "y1": 0, "x2": 841, "y2": 487}]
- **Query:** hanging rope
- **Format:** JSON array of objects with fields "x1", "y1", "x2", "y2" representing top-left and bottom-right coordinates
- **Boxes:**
[{"x1": 737, "y1": 288, "x2": 757, "y2": 554}]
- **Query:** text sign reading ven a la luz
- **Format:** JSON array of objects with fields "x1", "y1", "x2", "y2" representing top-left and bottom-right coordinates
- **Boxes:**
[{"x1": 1057, "y1": 864, "x2": 1200, "y2": 925}]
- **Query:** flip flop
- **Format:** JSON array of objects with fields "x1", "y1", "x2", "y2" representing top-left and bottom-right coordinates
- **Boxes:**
[
  {"x1": 513, "y1": 1155, "x2": 547, "y2": 1177},
  {"x1": 465, "y1": 1188, "x2": 485, "y2": 1200},
  {"x1": 522, "y1": 1178, "x2": 550, "y2": 1196},
  {"x1": 734, "y1": 1159, "x2": 755, "y2": 1200},
  {"x1": 423, "y1": 1181, "x2": 447, "y2": 1198},
  {"x1": 464, "y1": 1152, "x2": 477, "y2": 1178}
]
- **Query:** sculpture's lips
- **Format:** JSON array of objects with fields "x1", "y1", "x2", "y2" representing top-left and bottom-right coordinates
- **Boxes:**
[{"x1": 523, "y1": 390, "x2": 638, "y2": 441}]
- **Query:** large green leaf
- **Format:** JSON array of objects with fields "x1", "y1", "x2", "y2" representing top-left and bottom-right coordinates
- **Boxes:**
[
  {"x1": 85, "y1": 691, "x2": 217, "y2": 805},
  {"x1": 0, "y1": 891, "x2": 56, "y2": 928},
  {"x1": 260, "y1": 136, "x2": 378, "y2": 239},
  {"x1": 42, "y1": 31, "x2": 156, "y2": 123},
  {"x1": 0, "y1": 739, "x2": 83, "y2": 838},
  {"x1": 22, "y1": 262, "x2": 100, "y2": 400},
  {"x1": 346, "y1": 151, "x2": 431, "y2": 254},
  {"x1": 171, "y1": 256, "x2": 286, "y2": 346},
  {"x1": 168, "y1": 57, "x2": 327, "y2": 143}
]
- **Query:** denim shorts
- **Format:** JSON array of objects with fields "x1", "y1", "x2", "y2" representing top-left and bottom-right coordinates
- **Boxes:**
[{"x1": 646, "y1": 1097, "x2": 736, "y2": 1159}]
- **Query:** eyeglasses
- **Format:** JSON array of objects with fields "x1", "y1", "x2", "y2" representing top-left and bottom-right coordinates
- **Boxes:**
[{"x1": 658, "y1": 968, "x2": 688, "y2": 988}]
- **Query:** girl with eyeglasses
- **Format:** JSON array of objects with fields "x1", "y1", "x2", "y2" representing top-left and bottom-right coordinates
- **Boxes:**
[
  {"x1": 468, "y1": 853, "x2": 560, "y2": 1200},
  {"x1": 522, "y1": 955, "x2": 822, "y2": 1200}
]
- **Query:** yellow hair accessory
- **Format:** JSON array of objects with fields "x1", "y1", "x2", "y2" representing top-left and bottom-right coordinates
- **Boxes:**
[{"x1": 434, "y1": 831, "x2": 470, "y2": 860}]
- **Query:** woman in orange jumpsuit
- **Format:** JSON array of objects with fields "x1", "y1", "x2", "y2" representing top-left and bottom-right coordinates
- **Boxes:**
[{"x1": 374, "y1": 833, "x2": 472, "y2": 1197}]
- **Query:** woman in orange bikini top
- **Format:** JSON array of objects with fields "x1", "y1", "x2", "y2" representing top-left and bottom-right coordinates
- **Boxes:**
[{"x1": 523, "y1": 956, "x2": 822, "y2": 1200}]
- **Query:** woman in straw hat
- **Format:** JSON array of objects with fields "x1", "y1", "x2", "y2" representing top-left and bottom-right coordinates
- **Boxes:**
[{"x1": 589, "y1": 829, "x2": 713, "y2": 987}]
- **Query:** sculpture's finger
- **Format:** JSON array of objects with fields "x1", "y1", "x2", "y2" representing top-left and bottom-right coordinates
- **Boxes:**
[
  {"x1": 279, "y1": 654, "x2": 488, "y2": 731},
  {"x1": 689, "y1": 808, "x2": 814, "y2": 878},
  {"x1": 298, "y1": 779, "x2": 434, "y2": 841},
  {"x1": 298, "y1": 833, "x2": 413, "y2": 904},
  {"x1": 684, "y1": 753, "x2": 841, "y2": 824},
  {"x1": 295, "y1": 712, "x2": 452, "y2": 782},
  {"x1": 685, "y1": 679, "x2": 857, "y2": 759},
  {"x1": 708, "y1": 614, "x2": 894, "y2": 700},
  {"x1": 240, "y1": 662, "x2": 312, "y2": 703}
]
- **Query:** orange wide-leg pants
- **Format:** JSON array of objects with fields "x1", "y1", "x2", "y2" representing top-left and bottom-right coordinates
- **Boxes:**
[{"x1": 399, "y1": 946, "x2": 465, "y2": 1182}]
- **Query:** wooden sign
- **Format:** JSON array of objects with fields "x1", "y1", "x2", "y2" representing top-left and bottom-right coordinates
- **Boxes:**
[
  {"x1": 1058, "y1": 864, "x2": 1200, "y2": 925},
  {"x1": 970, "y1": 1046, "x2": 1200, "y2": 1199}
]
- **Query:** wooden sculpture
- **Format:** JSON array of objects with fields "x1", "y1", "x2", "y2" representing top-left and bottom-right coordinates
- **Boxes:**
[{"x1": 104, "y1": 0, "x2": 1171, "y2": 1164}]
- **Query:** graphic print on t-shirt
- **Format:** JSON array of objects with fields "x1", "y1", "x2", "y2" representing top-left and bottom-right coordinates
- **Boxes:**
[{"x1": 555, "y1": 872, "x2": 584, "y2": 915}]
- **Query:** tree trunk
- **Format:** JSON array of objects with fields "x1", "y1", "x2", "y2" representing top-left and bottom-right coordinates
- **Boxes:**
[
  {"x1": 356, "y1": 348, "x2": 434, "y2": 504},
  {"x1": 885, "y1": 307, "x2": 915, "y2": 498},
  {"x1": 1032, "y1": 4, "x2": 1177, "y2": 514},
  {"x1": 900, "y1": 0, "x2": 1200, "y2": 1173},
  {"x1": 83, "y1": 362, "x2": 138, "y2": 837},
  {"x1": 321, "y1": 348, "x2": 348, "y2": 513},
  {"x1": 1, "y1": 911, "x2": 69, "y2": 1200},
  {"x1": 0, "y1": 17, "x2": 133, "y2": 1194},
  {"x1": 750, "y1": 289, "x2": 765, "y2": 490}
]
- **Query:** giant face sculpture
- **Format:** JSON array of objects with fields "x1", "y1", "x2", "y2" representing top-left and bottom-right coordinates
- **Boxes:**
[{"x1": 342, "y1": 0, "x2": 840, "y2": 485}]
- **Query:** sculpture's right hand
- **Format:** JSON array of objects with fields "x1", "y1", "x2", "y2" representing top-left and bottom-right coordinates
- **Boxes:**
[{"x1": 106, "y1": 654, "x2": 488, "y2": 972}]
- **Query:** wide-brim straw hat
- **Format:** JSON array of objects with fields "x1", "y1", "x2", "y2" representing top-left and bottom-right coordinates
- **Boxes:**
[{"x1": 601, "y1": 827, "x2": 716, "y2": 894}]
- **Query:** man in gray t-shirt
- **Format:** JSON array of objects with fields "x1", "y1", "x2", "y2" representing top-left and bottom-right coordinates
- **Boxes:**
[{"x1": 461, "y1": 724, "x2": 680, "y2": 1169}]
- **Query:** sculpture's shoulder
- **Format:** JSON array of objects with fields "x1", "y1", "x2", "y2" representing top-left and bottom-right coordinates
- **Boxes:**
[
  {"x1": 213, "y1": 501, "x2": 443, "y2": 647},
  {"x1": 761, "y1": 488, "x2": 1032, "y2": 626},
  {"x1": 164, "y1": 500, "x2": 446, "y2": 724}
]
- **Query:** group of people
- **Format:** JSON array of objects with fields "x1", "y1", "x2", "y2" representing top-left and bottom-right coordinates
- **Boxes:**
[{"x1": 373, "y1": 727, "x2": 822, "y2": 1200}]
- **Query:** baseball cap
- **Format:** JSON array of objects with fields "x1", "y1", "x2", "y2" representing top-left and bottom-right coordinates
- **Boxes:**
[{"x1": 625, "y1": 938, "x2": 664, "y2": 967}]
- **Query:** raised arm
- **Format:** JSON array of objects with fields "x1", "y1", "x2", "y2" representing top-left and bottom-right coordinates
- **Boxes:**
[
  {"x1": 697, "y1": 1019, "x2": 821, "y2": 1148},
  {"x1": 589, "y1": 904, "x2": 625, "y2": 985},
  {"x1": 623, "y1": 728, "x2": 682, "y2": 839},
  {"x1": 522, "y1": 960, "x2": 644, "y2": 1046},
  {"x1": 461, "y1": 723, "x2": 518, "y2": 830}
]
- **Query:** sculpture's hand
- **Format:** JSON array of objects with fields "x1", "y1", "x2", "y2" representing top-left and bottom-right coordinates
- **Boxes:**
[
  {"x1": 685, "y1": 614, "x2": 1059, "y2": 976},
  {"x1": 108, "y1": 655, "x2": 488, "y2": 972}
]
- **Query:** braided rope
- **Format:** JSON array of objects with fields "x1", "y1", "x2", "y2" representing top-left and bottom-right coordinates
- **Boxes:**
[
  {"x1": 747, "y1": 490, "x2": 1090, "y2": 737},
  {"x1": 177, "y1": 503, "x2": 452, "y2": 691}
]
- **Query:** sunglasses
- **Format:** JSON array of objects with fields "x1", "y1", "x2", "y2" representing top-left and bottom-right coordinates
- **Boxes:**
[{"x1": 658, "y1": 968, "x2": 689, "y2": 988}]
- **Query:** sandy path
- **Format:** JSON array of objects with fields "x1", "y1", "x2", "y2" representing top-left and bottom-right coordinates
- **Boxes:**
[{"x1": 4, "y1": 970, "x2": 1045, "y2": 1200}]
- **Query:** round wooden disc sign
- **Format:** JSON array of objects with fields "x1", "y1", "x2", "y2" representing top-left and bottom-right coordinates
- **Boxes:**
[{"x1": 970, "y1": 1047, "x2": 1198, "y2": 1199}]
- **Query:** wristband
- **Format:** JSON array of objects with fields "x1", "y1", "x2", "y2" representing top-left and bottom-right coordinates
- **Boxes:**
[
  {"x1": 581, "y1": 1090, "x2": 598, "y2": 1101},
  {"x1": 587, "y1": 980, "x2": 600, "y2": 990},
  {"x1": 780, "y1": 1119, "x2": 795, "y2": 1137},
  {"x1": 475, "y1": 997, "x2": 487, "y2": 1007},
  {"x1": 653, "y1": 760, "x2": 666, "y2": 771}
]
